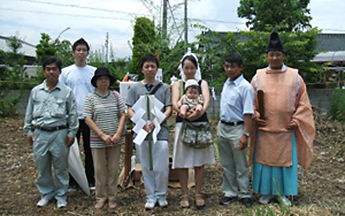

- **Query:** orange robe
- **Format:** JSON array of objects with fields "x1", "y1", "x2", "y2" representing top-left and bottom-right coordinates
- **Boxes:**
[{"x1": 248, "y1": 66, "x2": 315, "y2": 170}]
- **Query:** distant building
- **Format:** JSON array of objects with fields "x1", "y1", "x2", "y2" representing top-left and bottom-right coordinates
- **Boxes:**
[{"x1": 0, "y1": 35, "x2": 40, "y2": 77}]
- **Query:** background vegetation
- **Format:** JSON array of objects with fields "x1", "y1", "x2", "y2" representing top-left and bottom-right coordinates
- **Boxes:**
[{"x1": 0, "y1": 0, "x2": 329, "y2": 116}]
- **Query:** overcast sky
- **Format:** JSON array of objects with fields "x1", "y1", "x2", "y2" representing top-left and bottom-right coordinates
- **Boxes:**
[{"x1": 0, "y1": 0, "x2": 344, "y2": 58}]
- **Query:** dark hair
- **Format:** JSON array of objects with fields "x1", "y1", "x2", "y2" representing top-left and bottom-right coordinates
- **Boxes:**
[
  {"x1": 140, "y1": 54, "x2": 159, "y2": 69},
  {"x1": 225, "y1": 53, "x2": 243, "y2": 67},
  {"x1": 182, "y1": 55, "x2": 198, "y2": 68},
  {"x1": 43, "y1": 57, "x2": 62, "y2": 70},
  {"x1": 72, "y1": 38, "x2": 90, "y2": 51}
]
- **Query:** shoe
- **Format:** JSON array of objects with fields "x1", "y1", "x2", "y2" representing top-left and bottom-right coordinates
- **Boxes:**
[
  {"x1": 89, "y1": 183, "x2": 96, "y2": 190},
  {"x1": 219, "y1": 196, "x2": 237, "y2": 205},
  {"x1": 195, "y1": 194, "x2": 205, "y2": 209},
  {"x1": 180, "y1": 195, "x2": 190, "y2": 209},
  {"x1": 94, "y1": 199, "x2": 106, "y2": 209},
  {"x1": 158, "y1": 197, "x2": 168, "y2": 208},
  {"x1": 241, "y1": 198, "x2": 253, "y2": 208},
  {"x1": 37, "y1": 198, "x2": 49, "y2": 207},
  {"x1": 280, "y1": 196, "x2": 292, "y2": 206},
  {"x1": 145, "y1": 200, "x2": 156, "y2": 210},
  {"x1": 68, "y1": 185, "x2": 77, "y2": 192},
  {"x1": 108, "y1": 200, "x2": 117, "y2": 209},
  {"x1": 259, "y1": 194, "x2": 274, "y2": 204},
  {"x1": 56, "y1": 200, "x2": 67, "y2": 209}
]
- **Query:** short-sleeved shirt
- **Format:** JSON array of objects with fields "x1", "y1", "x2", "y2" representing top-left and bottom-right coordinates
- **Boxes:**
[
  {"x1": 83, "y1": 90, "x2": 126, "y2": 148},
  {"x1": 126, "y1": 81, "x2": 172, "y2": 141},
  {"x1": 220, "y1": 75, "x2": 255, "y2": 122},
  {"x1": 60, "y1": 64, "x2": 96, "y2": 119}
]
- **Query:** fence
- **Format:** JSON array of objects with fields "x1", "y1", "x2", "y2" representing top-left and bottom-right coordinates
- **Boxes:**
[{"x1": 0, "y1": 88, "x2": 336, "y2": 117}]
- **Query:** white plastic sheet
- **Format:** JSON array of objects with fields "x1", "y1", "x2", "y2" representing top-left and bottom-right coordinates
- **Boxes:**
[{"x1": 68, "y1": 140, "x2": 90, "y2": 196}]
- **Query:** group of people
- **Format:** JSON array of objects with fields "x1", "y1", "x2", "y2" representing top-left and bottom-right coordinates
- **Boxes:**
[{"x1": 24, "y1": 28, "x2": 315, "y2": 210}]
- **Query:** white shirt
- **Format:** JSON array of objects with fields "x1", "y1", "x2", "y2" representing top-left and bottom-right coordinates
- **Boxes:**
[{"x1": 60, "y1": 64, "x2": 96, "y2": 119}]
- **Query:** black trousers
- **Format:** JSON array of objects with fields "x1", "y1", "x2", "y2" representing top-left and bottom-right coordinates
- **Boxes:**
[{"x1": 69, "y1": 119, "x2": 95, "y2": 186}]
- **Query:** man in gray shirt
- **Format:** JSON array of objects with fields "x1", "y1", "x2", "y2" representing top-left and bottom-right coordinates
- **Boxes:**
[
  {"x1": 24, "y1": 57, "x2": 78, "y2": 209},
  {"x1": 126, "y1": 54, "x2": 172, "y2": 210}
]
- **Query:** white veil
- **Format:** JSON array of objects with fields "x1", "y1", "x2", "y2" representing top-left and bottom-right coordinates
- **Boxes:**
[{"x1": 177, "y1": 48, "x2": 202, "y2": 81}]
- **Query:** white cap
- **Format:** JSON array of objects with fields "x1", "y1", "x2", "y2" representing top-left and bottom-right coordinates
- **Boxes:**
[{"x1": 185, "y1": 79, "x2": 198, "y2": 90}]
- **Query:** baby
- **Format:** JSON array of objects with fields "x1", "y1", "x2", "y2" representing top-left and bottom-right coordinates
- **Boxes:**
[{"x1": 178, "y1": 79, "x2": 203, "y2": 118}]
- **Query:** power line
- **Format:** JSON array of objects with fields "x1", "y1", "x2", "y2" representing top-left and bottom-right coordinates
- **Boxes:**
[
  {"x1": 12, "y1": 0, "x2": 150, "y2": 17},
  {"x1": 0, "y1": 7, "x2": 133, "y2": 21}
]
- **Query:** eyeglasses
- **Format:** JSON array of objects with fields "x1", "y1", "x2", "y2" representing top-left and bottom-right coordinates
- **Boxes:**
[
  {"x1": 268, "y1": 52, "x2": 283, "y2": 58},
  {"x1": 45, "y1": 67, "x2": 59, "y2": 72},
  {"x1": 97, "y1": 77, "x2": 110, "y2": 82}
]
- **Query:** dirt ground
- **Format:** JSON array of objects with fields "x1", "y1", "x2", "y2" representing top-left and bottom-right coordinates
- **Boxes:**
[{"x1": 0, "y1": 106, "x2": 345, "y2": 216}]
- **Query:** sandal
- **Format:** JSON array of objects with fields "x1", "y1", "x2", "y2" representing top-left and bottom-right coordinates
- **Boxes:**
[
  {"x1": 180, "y1": 195, "x2": 190, "y2": 209},
  {"x1": 195, "y1": 194, "x2": 205, "y2": 209}
]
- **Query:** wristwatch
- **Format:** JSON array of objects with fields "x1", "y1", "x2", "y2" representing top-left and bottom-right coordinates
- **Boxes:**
[{"x1": 243, "y1": 132, "x2": 250, "y2": 137}]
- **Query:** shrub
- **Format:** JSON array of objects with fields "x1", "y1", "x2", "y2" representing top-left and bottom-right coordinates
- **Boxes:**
[{"x1": 329, "y1": 89, "x2": 345, "y2": 123}]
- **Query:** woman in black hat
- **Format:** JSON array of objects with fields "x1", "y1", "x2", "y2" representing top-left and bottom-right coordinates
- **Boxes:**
[{"x1": 83, "y1": 67, "x2": 126, "y2": 209}]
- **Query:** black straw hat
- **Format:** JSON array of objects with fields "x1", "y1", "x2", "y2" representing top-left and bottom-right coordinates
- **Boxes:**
[
  {"x1": 91, "y1": 67, "x2": 115, "y2": 87},
  {"x1": 267, "y1": 28, "x2": 285, "y2": 53}
]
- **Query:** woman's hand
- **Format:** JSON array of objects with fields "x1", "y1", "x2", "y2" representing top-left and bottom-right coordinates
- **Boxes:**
[
  {"x1": 111, "y1": 133, "x2": 121, "y2": 144},
  {"x1": 186, "y1": 106, "x2": 203, "y2": 121},
  {"x1": 100, "y1": 133, "x2": 112, "y2": 145}
]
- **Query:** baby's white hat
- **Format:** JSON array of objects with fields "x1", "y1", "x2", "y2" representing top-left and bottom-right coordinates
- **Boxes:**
[{"x1": 185, "y1": 79, "x2": 198, "y2": 90}]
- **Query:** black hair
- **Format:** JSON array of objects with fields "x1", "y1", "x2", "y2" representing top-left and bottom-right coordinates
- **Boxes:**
[
  {"x1": 224, "y1": 53, "x2": 243, "y2": 67},
  {"x1": 72, "y1": 38, "x2": 90, "y2": 51},
  {"x1": 43, "y1": 57, "x2": 62, "y2": 70},
  {"x1": 181, "y1": 55, "x2": 198, "y2": 68},
  {"x1": 140, "y1": 54, "x2": 159, "y2": 69}
]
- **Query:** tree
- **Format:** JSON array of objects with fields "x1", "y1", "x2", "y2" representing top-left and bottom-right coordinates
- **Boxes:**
[
  {"x1": 197, "y1": 28, "x2": 323, "y2": 86},
  {"x1": 237, "y1": 0, "x2": 312, "y2": 31},
  {"x1": 55, "y1": 39, "x2": 74, "y2": 67},
  {"x1": 0, "y1": 35, "x2": 29, "y2": 89},
  {"x1": 131, "y1": 17, "x2": 156, "y2": 79},
  {"x1": 35, "y1": 33, "x2": 56, "y2": 64}
]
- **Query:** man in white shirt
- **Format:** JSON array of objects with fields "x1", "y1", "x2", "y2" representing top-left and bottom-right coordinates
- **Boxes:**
[{"x1": 59, "y1": 38, "x2": 96, "y2": 191}]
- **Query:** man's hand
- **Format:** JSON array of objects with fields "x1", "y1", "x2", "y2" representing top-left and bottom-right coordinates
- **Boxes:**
[
  {"x1": 238, "y1": 135, "x2": 249, "y2": 150},
  {"x1": 255, "y1": 117, "x2": 267, "y2": 127},
  {"x1": 143, "y1": 121, "x2": 155, "y2": 133},
  {"x1": 27, "y1": 135, "x2": 34, "y2": 145},
  {"x1": 65, "y1": 136, "x2": 75, "y2": 147},
  {"x1": 287, "y1": 120, "x2": 298, "y2": 130}
]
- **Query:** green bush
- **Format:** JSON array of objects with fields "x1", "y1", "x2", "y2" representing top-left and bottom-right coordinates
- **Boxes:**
[{"x1": 329, "y1": 89, "x2": 345, "y2": 123}]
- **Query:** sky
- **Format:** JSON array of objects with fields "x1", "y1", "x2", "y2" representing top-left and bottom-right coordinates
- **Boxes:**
[{"x1": 0, "y1": 0, "x2": 344, "y2": 59}]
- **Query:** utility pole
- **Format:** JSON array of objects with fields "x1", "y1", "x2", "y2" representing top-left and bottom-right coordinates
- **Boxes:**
[
  {"x1": 162, "y1": 0, "x2": 167, "y2": 39},
  {"x1": 105, "y1": 32, "x2": 109, "y2": 62},
  {"x1": 184, "y1": 0, "x2": 188, "y2": 51}
]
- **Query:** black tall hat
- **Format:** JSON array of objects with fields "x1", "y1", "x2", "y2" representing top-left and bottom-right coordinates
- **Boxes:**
[{"x1": 266, "y1": 28, "x2": 285, "y2": 53}]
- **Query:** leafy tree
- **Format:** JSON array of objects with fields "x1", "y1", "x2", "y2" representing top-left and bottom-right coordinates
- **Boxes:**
[
  {"x1": 55, "y1": 39, "x2": 74, "y2": 67},
  {"x1": 237, "y1": 0, "x2": 312, "y2": 31},
  {"x1": 0, "y1": 35, "x2": 31, "y2": 89},
  {"x1": 35, "y1": 33, "x2": 56, "y2": 64},
  {"x1": 131, "y1": 17, "x2": 157, "y2": 79},
  {"x1": 197, "y1": 28, "x2": 322, "y2": 86}
]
